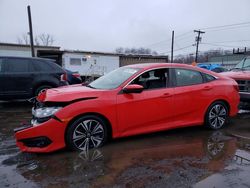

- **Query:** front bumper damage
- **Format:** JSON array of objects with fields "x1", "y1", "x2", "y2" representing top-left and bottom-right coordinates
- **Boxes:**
[{"x1": 14, "y1": 118, "x2": 67, "y2": 153}]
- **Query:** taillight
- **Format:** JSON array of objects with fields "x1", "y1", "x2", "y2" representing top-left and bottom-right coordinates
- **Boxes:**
[
  {"x1": 234, "y1": 84, "x2": 239, "y2": 92},
  {"x1": 36, "y1": 90, "x2": 46, "y2": 102},
  {"x1": 72, "y1": 73, "x2": 81, "y2": 79},
  {"x1": 60, "y1": 73, "x2": 67, "y2": 81}
]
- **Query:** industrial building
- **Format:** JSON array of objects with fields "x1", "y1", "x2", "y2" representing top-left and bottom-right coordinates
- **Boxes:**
[
  {"x1": 0, "y1": 42, "x2": 60, "y2": 57},
  {"x1": 0, "y1": 43, "x2": 168, "y2": 78},
  {"x1": 207, "y1": 48, "x2": 250, "y2": 69}
]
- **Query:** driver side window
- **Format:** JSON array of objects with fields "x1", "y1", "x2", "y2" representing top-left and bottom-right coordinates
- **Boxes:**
[{"x1": 131, "y1": 68, "x2": 168, "y2": 90}]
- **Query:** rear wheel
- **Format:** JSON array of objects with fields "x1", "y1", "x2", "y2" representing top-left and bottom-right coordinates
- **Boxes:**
[
  {"x1": 205, "y1": 101, "x2": 229, "y2": 130},
  {"x1": 35, "y1": 85, "x2": 52, "y2": 96},
  {"x1": 66, "y1": 115, "x2": 108, "y2": 151}
]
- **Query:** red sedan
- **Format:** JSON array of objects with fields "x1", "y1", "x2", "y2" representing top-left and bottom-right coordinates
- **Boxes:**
[{"x1": 14, "y1": 63, "x2": 239, "y2": 153}]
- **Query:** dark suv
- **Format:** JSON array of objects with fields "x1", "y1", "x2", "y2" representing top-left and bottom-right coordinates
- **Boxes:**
[{"x1": 0, "y1": 56, "x2": 67, "y2": 100}]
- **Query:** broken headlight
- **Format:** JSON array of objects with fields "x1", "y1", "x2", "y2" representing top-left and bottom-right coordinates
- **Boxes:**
[{"x1": 32, "y1": 107, "x2": 62, "y2": 119}]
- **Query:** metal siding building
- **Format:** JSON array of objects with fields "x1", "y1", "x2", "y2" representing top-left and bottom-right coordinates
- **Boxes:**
[
  {"x1": 119, "y1": 54, "x2": 168, "y2": 66},
  {"x1": 208, "y1": 50, "x2": 250, "y2": 69},
  {"x1": 0, "y1": 43, "x2": 60, "y2": 57},
  {"x1": 0, "y1": 42, "x2": 168, "y2": 77},
  {"x1": 62, "y1": 51, "x2": 120, "y2": 77}
]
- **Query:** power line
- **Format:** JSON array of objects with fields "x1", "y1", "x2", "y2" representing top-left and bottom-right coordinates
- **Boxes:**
[
  {"x1": 144, "y1": 31, "x2": 193, "y2": 48},
  {"x1": 205, "y1": 24, "x2": 250, "y2": 33},
  {"x1": 162, "y1": 44, "x2": 193, "y2": 54},
  {"x1": 204, "y1": 39, "x2": 250, "y2": 44},
  {"x1": 200, "y1": 21, "x2": 250, "y2": 30},
  {"x1": 175, "y1": 31, "x2": 193, "y2": 39},
  {"x1": 144, "y1": 21, "x2": 250, "y2": 49},
  {"x1": 201, "y1": 42, "x2": 246, "y2": 48}
]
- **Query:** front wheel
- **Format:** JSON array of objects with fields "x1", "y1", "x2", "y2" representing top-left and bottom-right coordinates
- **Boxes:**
[
  {"x1": 205, "y1": 102, "x2": 229, "y2": 130},
  {"x1": 66, "y1": 115, "x2": 108, "y2": 151}
]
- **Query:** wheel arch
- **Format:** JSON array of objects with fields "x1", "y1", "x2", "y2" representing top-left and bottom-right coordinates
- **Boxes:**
[
  {"x1": 33, "y1": 81, "x2": 57, "y2": 95},
  {"x1": 208, "y1": 99, "x2": 230, "y2": 113}
]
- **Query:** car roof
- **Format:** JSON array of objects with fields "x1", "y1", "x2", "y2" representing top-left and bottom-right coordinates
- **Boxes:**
[
  {"x1": 126, "y1": 63, "x2": 221, "y2": 76},
  {"x1": 126, "y1": 62, "x2": 201, "y2": 70}
]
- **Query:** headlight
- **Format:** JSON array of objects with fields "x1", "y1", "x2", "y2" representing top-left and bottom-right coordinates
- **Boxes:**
[{"x1": 32, "y1": 107, "x2": 62, "y2": 118}]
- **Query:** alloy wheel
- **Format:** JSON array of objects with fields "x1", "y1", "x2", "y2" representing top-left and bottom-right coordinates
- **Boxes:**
[
  {"x1": 72, "y1": 119, "x2": 105, "y2": 151},
  {"x1": 208, "y1": 104, "x2": 227, "y2": 129}
]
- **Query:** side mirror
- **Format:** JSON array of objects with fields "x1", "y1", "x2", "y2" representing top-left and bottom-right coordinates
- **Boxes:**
[{"x1": 123, "y1": 84, "x2": 144, "y2": 94}]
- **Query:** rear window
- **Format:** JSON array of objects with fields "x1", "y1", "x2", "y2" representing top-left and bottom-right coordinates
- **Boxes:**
[
  {"x1": 32, "y1": 60, "x2": 57, "y2": 72},
  {"x1": 203, "y1": 73, "x2": 216, "y2": 82},
  {"x1": 175, "y1": 68, "x2": 203, "y2": 86}
]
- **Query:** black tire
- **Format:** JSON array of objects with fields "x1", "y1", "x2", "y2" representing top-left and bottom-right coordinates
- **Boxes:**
[
  {"x1": 66, "y1": 115, "x2": 108, "y2": 151},
  {"x1": 205, "y1": 101, "x2": 229, "y2": 130},
  {"x1": 34, "y1": 85, "x2": 52, "y2": 96}
]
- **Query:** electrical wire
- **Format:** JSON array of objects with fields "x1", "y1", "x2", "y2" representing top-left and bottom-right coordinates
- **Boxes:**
[
  {"x1": 200, "y1": 21, "x2": 250, "y2": 30},
  {"x1": 205, "y1": 24, "x2": 250, "y2": 33},
  {"x1": 201, "y1": 42, "x2": 246, "y2": 48},
  {"x1": 161, "y1": 45, "x2": 193, "y2": 54},
  {"x1": 144, "y1": 31, "x2": 193, "y2": 48},
  {"x1": 204, "y1": 39, "x2": 250, "y2": 44}
]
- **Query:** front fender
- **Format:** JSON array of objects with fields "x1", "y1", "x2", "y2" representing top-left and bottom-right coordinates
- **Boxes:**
[{"x1": 55, "y1": 98, "x2": 118, "y2": 137}]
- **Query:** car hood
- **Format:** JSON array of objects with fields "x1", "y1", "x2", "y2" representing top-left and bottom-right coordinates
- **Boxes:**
[
  {"x1": 219, "y1": 70, "x2": 250, "y2": 80},
  {"x1": 37, "y1": 84, "x2": 104, "y2": 102}
]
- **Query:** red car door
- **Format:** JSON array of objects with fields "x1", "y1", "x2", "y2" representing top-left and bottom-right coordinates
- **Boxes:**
[
  {"x1": 172, "y1": 68, "x2": 214, "y2": 126},
  {"x1": 116, "y1": 68, "x2": 175, "y2": 137}
]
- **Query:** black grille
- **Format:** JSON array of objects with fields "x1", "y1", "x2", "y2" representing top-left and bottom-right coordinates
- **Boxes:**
[
  {"x1": 20, "y1": 136, "x2": 52, "y2": 148},
  {"x1": 236, "y1": 80, "x2": 250, "y2": 92}
]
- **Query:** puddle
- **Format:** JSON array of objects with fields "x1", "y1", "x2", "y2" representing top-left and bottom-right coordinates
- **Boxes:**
[{"x1": 0, "y1": 101, "x2": 250, "y2": 187}]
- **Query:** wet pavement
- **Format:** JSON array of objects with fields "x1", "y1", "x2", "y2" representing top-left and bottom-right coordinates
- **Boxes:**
[{"x1": 0, "y1": 101, "x2": 250, "y2": 188}]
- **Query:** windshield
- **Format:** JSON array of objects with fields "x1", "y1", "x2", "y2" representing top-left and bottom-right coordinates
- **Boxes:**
[
  {"x1": 88, "y1": 67, "x2": 140, "y2": 89},
  {"x1": 234, "y1": 58, "x2": 250, "y2": 70}
]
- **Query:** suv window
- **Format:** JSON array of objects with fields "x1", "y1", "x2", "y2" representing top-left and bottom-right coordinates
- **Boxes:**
[
  {"x1": 131, "y1": 68, "x2": 168, "y2": 90},
  {"x1": 175, "y1": 68, "x2": 203, "y2": 86},
  {"x1": 0, "y1": 58, "x2": 3, "y2": 72},
  {"x1": 32, "y1": 60, "x2": 56, "y2": 72},
  {"x1": 5, "y1": 58, "x2": 29, "y2": 72}
]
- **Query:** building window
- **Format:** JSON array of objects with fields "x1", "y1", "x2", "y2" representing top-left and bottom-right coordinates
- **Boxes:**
[
  {"x1": 70, "y1": 58, "x2": 81, "y2": 66},
  {"x1": 82, "y1": 57, "x2": 87, "y2": 62}
]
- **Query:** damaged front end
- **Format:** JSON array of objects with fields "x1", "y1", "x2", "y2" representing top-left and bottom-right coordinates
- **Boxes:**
[{"x1": 13, "y1": 96, "x2": 68, "y2": 152}]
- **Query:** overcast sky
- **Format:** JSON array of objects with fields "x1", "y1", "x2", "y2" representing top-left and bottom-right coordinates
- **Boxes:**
[{"x1": 0, "y1": 0, "x2": 250, "y2": 56}]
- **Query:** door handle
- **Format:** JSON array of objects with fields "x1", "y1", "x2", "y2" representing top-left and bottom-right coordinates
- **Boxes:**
[
  {"x1": 203, "y1": 86, "x2": 212, "y2": 90},
  {"x1": 161, "y1": 93, "x2": 172, "y2": 98}
]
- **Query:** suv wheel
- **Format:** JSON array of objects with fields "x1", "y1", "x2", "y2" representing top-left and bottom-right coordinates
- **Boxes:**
[{"x1": 35, "y1": 85, "x2": 52, "y2": 96}]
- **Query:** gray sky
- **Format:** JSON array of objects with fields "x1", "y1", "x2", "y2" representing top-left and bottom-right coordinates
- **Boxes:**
[{"x1": 0, "y1": 0, "x2": 250, "y2": 56}]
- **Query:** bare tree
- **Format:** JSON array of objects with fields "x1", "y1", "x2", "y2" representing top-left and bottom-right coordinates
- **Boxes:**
[
  {"x1": 115, "y1": 47, "x2": 124, "y2": 53},
  {"x1": 17, "y1": 33, "x2": 55, "y2": 46},
  {"x1": 17, "y1": 33, "x2": 30, "y2": 45},
  {"x1": 34, "y1": 36, "x2": 40, "y2": 46},
  {"x1": 38, "y1": 33, "x2": 55, "y2": 46},
  {"x1": 115, "y1": 47, "x2": 158, "y2": 55},
  {"x1": 173, "y1": 48, "x2": 234, "y2": 64}
]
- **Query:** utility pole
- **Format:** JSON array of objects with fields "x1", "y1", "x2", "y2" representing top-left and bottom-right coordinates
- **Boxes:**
[
  {"x1": 171, "y1": 30, "x2": 174, "y2": 63},
  {"x1": 194, "y1": 30, "x2": 205, "y2": 63},
  {"x1": 27, "y1": 5, "x2": 35, "y2": 57}
]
